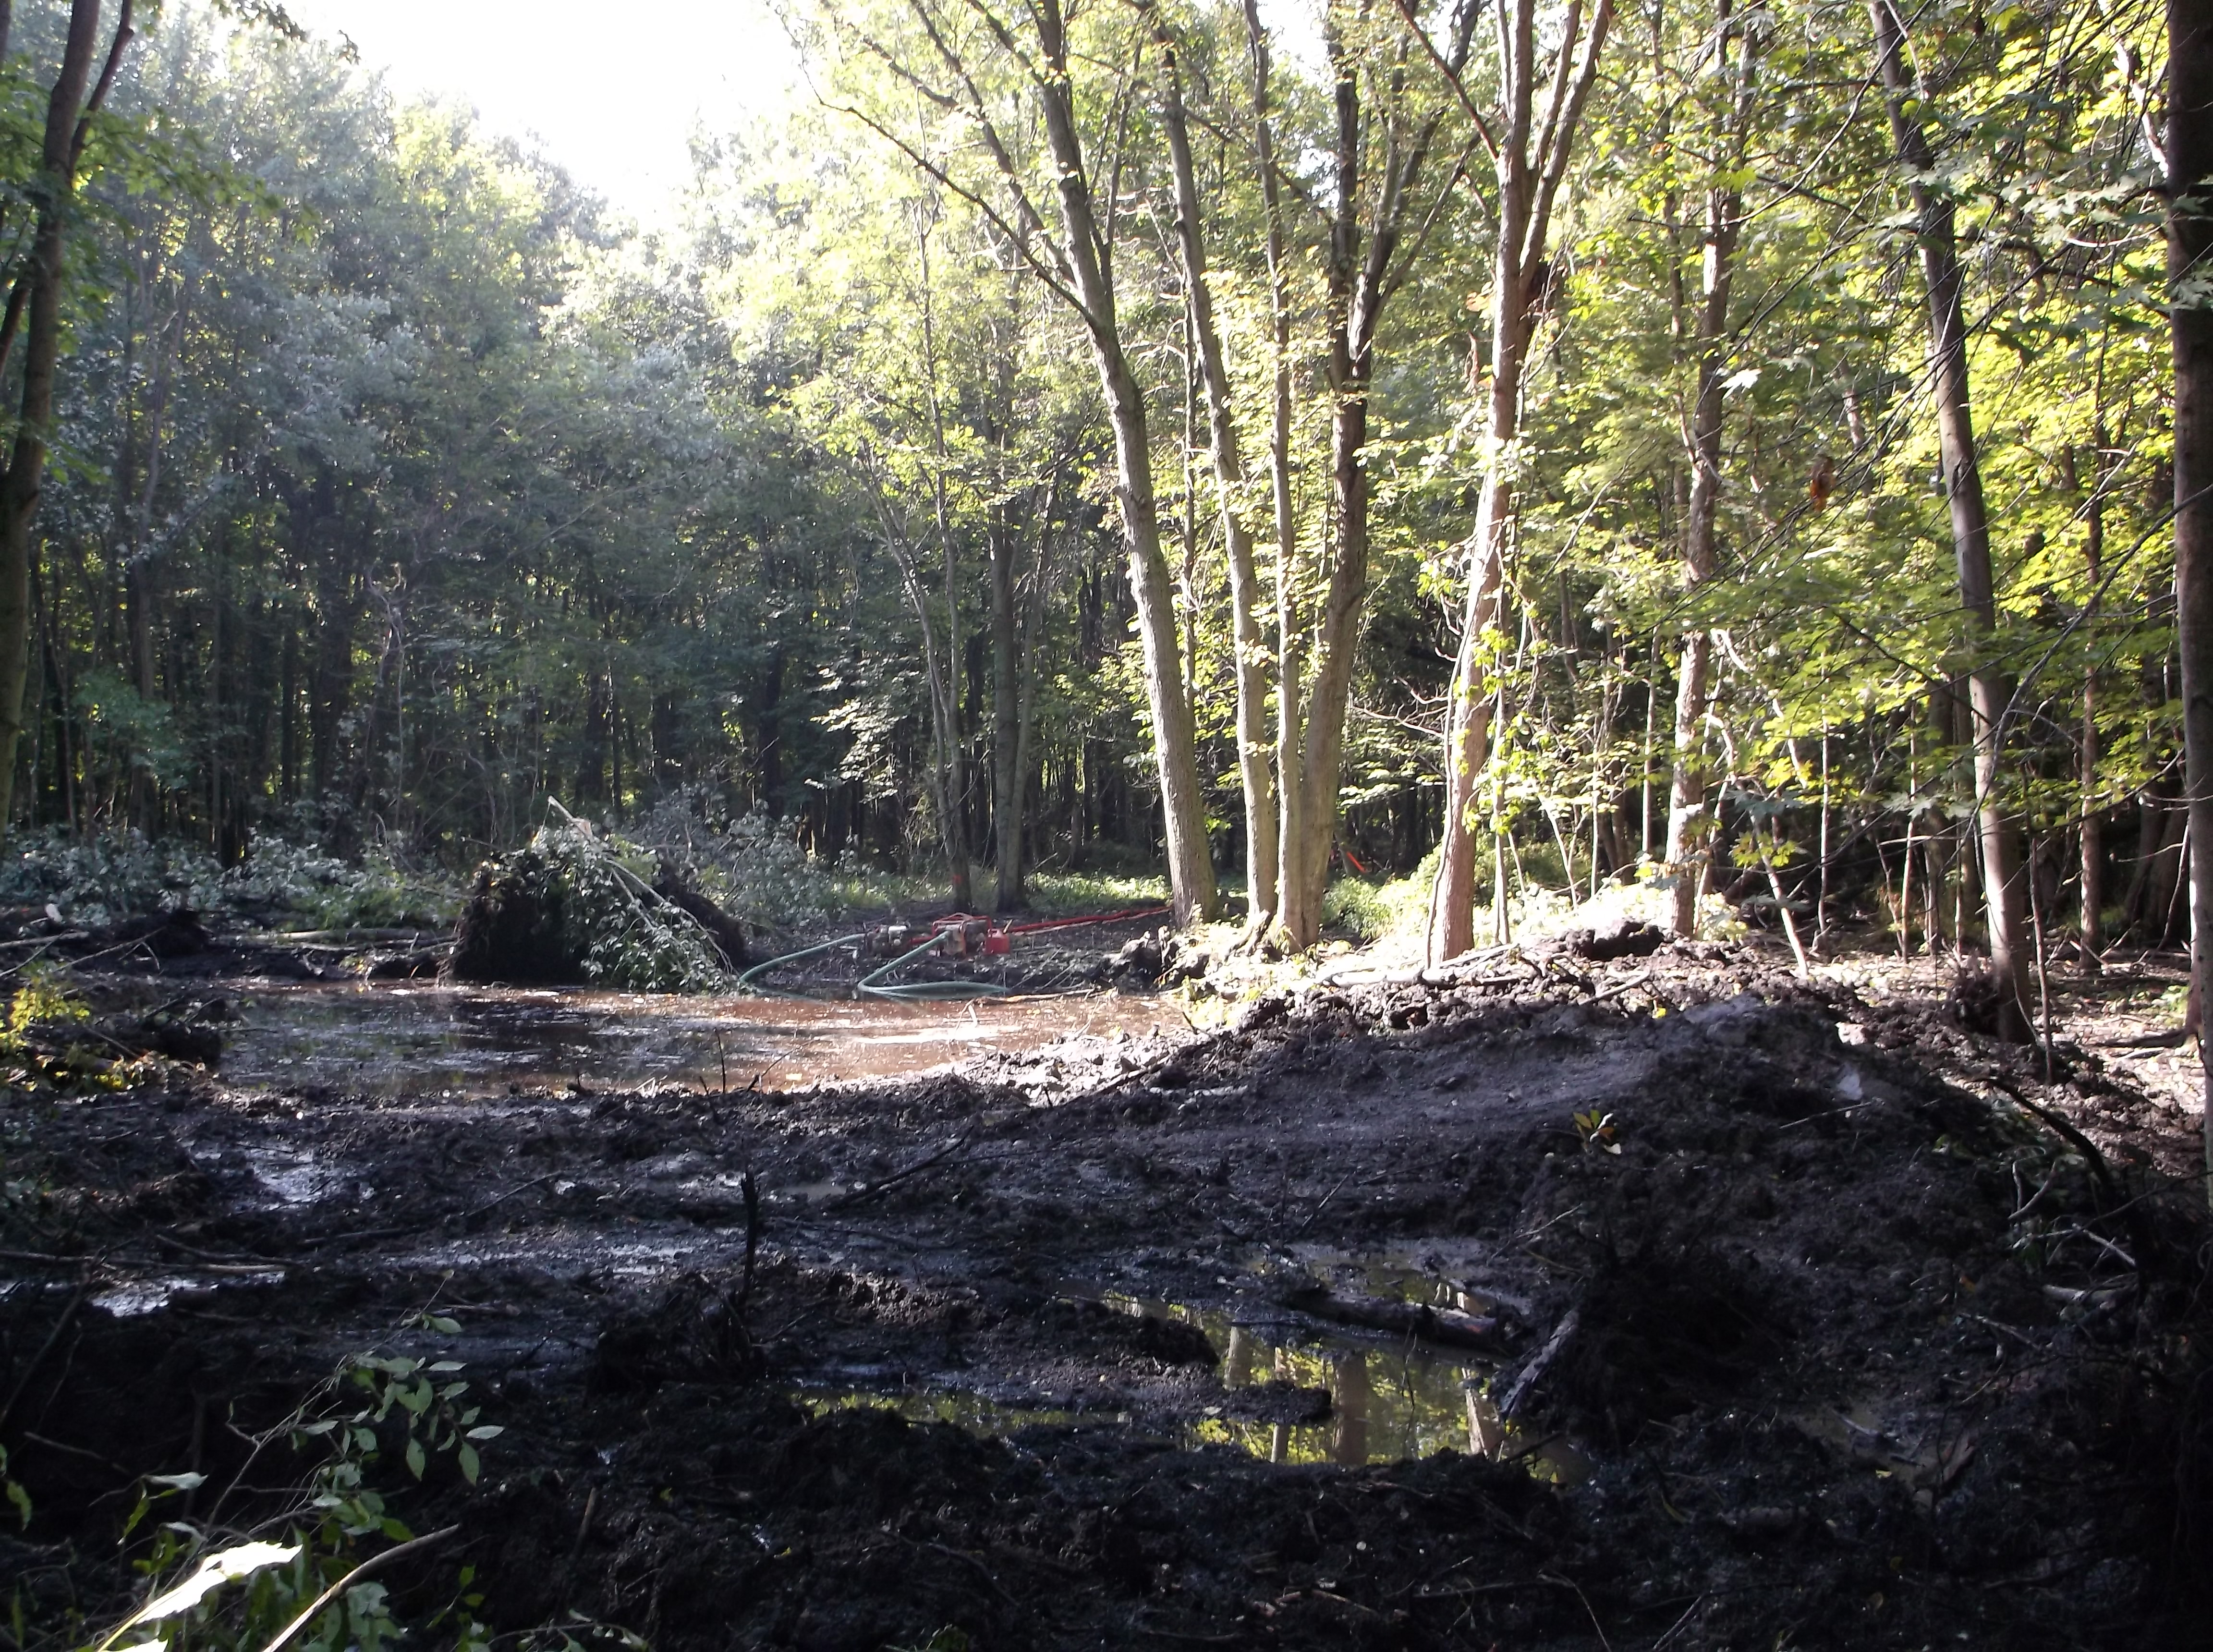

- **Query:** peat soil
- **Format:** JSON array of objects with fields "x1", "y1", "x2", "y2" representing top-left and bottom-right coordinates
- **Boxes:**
[{"x1": 2, "y1": 939, "x2": 2210, "y2": 1650}]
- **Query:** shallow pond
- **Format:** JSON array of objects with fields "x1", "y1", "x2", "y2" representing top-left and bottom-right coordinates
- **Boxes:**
[
  {"x1": 219, "y1": 981, "x2": 1181, "y2": 1096},
  {"x1": 803, "y1": 1280, "x2": 1592, "y2": 1478}
]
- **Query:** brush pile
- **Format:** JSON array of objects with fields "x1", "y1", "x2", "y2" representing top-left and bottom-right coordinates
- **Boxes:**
[{"x1": 446, "y1": 811, "x2": 741, "y2": 991}]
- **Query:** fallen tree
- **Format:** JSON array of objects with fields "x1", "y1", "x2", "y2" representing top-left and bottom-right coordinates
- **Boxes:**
[{"x1": 446, "y1": 810, "x2": 743, "y2": 991}]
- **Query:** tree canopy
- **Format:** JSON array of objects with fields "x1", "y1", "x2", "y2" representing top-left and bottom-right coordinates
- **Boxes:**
[{"x1": 0, "y1": 0, "x2": 2188, "y2": 970}]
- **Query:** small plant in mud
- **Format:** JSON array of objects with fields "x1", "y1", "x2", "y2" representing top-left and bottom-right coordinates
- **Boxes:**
[
  {"x1": 0, "y1": 961, "x2": 122, "y2": 1093},
  {"x1": 1572, "y1": 1108, "x2": 1621, "y2": 1155},
  {"x1": 888, "y1": 1631, "x2": 972, "y2": 1652},
  {"x1": 61, "y1": 1312, "x2": 526, "y2": 1652}
]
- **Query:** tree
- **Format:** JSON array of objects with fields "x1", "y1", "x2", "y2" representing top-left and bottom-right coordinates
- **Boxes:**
[
  {"x1": 2170, "y1": 0, "x2": 2213, "y2": 1194},
  {"x1": 1661, "y1": 0, "x2": 1758, "y2": 939},
  {"x1": 1426, "y1": 0, "x2": 1612, "y2": 963},
  {"x1": 0, "y1": 0, "x2": 138, "y2": 846},
  {"x1": 1870, "y1": 0, "x2": 2030, "y2": 1034}
]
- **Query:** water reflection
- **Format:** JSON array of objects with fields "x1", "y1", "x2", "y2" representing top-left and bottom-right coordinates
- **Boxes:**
[
  {"x1": 218, "y1": 981, "x2": 1178, "y2": 1096},
  {"x1": 792, "y1": 1286, "x2": 1591, "y2": 1480}
]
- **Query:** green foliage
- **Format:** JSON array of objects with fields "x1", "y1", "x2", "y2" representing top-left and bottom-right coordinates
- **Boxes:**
[
  {"x1": 637, "y1": 790, "x2": 839, "y2": 932},
  {"x1": 224, "y1": 838, "x2": 462, "y2": 932},
  {"x1": 3, "y1": 962, "x2": 87, "y2": 1048},
  {"x1": 523, "y1": 811, "x2": 733, "y2": 993},
  {"x1": 1023, "y1": 871, "x2": 1169, "y2": 917},
  {"x1": 0, "y1": 828, "x2": 459, "y2": 931},
  {"x1": 80, "y1": 1318, "x2": 509, "y2": 1652}
]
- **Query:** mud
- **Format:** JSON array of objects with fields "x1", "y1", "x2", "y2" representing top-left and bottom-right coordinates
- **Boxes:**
[{"x1": 2, "y1": 938, "x2": 2208, "y2": 1650}]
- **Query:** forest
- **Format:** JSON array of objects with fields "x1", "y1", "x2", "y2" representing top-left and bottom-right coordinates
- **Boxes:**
[
  {"x1": 0, "y1": 0, "x2": 2192, "y2": 978},
  {"x1": 2, "y1": 0, "x2": 2212, "y2": 1648}
]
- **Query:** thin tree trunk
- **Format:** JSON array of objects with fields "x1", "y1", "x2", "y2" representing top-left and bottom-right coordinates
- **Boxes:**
[
  {"x1": 1158, "y1": 31, "x2": 1276, "y2": 935},
  {"x1": 914, "y1": 212, "x2": 972, "y2": 910},
  {"x1": 1665, "y1": 0, "x2": 1753, "y2": 936},
  {"x1": 2080, "y1": 430, "x2": 2107, "y2": 968},
  {"x1": 1429, "y1": 0, "x2": 1613, "y2": 962},
  {"x1": 1872, "y1": 0, "x2": 2030, "y2": 1036},
  {"x1": 1242, "y1": 0, "x2": 1305, "y2": 949},
  {"x1": 1033, "y1": 0, "x2": 1216, "y2": 924},
  {"x1": 0, "y1": 0, "x2": 132, "y2": 843},
  {"x1": 2166, "y1": 0, "x2": 2213, "y2": 1199},
  {"x1": 990, "y1": 503, "x2": 1024, "y2": 913}
]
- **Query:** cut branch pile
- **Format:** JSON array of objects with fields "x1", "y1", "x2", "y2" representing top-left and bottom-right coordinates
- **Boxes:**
[{"x1": 446, "y1": 809, "x2": 741, "y2": 992}]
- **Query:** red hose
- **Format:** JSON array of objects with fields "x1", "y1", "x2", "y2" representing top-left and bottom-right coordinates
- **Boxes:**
[{"x1": 1002, "y1": 904, "x2": 1171, "y2": 936}]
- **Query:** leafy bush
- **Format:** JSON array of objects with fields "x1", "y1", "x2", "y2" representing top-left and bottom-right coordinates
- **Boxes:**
[
  {"x1": 453, "y1": 811, "x2": 732, "y2": 993},
  {"x1": 634, "y1": 789, "x2": 841, "y2": 931},
  {"x1": 535, "y1": 813, "x2": 731, "y2": 991},
  {"x1": 222, "y1": 838, "x2": 461, "y2": 931},
  {"x1": 0, "y1": 828, "x2": 223, "y2": 927},
  {"x1": 0, "y1": 828, "x2": 461, "y2": 932}
]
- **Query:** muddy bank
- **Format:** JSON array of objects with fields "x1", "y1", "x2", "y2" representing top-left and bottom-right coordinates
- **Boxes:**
[{"x1": 2, "y1": 940, "x2": 2207, "y2": 1649}]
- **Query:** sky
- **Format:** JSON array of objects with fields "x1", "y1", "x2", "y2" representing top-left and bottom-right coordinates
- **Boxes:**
[{"x1": 276, "y1": 0, "x2": 803, "y2": 221}]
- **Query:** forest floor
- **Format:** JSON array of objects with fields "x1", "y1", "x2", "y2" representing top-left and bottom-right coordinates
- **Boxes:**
[{"x1": 1, "y1": 922, "x2": 2209, "y2": 1650}]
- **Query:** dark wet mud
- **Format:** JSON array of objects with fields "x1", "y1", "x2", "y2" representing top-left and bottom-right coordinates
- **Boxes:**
[{"x1": 4, "y1": 942, "x2": 2210, "y2": 1649}]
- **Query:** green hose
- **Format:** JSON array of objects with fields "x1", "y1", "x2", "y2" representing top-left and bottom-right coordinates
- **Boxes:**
[
  {"x1": 854, "y1": 930, "x2": 1010, "y2": 1000},
  {"x1": 736, "y1": 932, "x2": 868, "y2": 993}
]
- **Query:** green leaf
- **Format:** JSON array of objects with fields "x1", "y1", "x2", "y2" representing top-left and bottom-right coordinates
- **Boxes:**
[
  {"x1": 405, "y1": 1438, "x2": 426, "y2": 1480},
  {"x1": 457, "y1": 1442, "x2": 480, "y2": 1484}
]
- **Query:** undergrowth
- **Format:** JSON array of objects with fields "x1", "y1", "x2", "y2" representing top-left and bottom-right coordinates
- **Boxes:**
[
  {"x1": 0, "y1": 829, "x2": 460, "y2": 933},
  {"x1": 41, "y1": 1312, "x2": 634, "y2": 1652}
]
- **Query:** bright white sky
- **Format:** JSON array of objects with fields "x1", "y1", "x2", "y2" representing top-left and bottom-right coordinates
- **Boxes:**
[{"x1": 274, "y1": 0, "x2": 803, "y2": 222}]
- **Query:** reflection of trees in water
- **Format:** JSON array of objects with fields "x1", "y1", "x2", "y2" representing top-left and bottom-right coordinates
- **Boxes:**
[{"x1": 1331, "y1": 1349, "x2": 1371, "y2": 1465}]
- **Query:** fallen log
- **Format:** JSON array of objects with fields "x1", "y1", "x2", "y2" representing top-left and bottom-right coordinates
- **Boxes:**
[{"x1": 1276, "y1": 1282, "x2": 1504, "y2": 1351}]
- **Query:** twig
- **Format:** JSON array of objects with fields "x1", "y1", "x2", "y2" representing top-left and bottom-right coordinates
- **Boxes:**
[
  {"x1": 738, "y1": 1172, "x2": 761, "y2": 1309},
  {"x1": 460, "y1": 1174, "x2": 557, "y2": 1226},
  {"x1": 0, "y1": 1280, "x2": 90, "y2": 1436},
  {"x1": 255, "y1": 1525, "x2": 461, "y2": 1652},
  {"x1": 1537, "y1": 1570, "x2": 1613, "y2": 1652},
  {"x1": 20, "y1": 1428, "x2": 129, "y2": 1472},
  {"x1": 1497, "y1": 1306, "x2": 1581, "y2": 1421},
  {"x1": 565, "y1": 1486, "x2": 598, "y2": 1576},
  {"x1": 823, "y1": 1132, "x2": 973, "y2": 1213},
  {"x1": 1291, "y1": 1171, "x2": 1354, "y2": 1238},
  {"x1": 1588, "y1": 970, "x2": 1653, "y2": 1004}
]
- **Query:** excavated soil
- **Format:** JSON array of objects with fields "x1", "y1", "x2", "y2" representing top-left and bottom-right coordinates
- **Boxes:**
[{"x1": 2, "y1": 939, "x2": 2209, "y2": 1650}]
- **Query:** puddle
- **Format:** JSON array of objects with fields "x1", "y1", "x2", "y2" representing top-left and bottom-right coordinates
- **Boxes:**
[
  {"x1": 88, "y1": 1271, "x2": 287, "y2": 1318},
  {"x1": 795, "y1": 1389, "x2": 1122, "y2": 1434},
  {"x1": 219, "y1": 982, "x2": 1178, "y2": 1097},
  {"x1": 243, "y1": 1148, "x2": 357, "y2": 1205},
  {"x1": 803, "y1": 1280, "x2": 1594, "y2": 1479}
]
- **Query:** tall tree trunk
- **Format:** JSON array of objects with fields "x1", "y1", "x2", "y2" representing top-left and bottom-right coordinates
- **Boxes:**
[
  {"x1": 2167, "y1": 0, "x2": 2213, "y2": 1198},
  {"x1": 912, "y1": 212, "x2": 972, "y2": 910},
  {"x1": 1665, "y1": 0, "x2": 1755, "y2": 937},
  {"x1": 2079, "y1": 431, "x2": 2107, "y2": 967},
  {"x1": 0, "y1": 0, "x2": 133, "y2": 844},
  {"x1": 990, "y1": 485, "x2": 1044, "y2": 912},
  {"x1": 1242, "y1": 0, "x2": 1305, "y2": 947},
  {"x1": 1872, "y1": 0, "x2": 2030, "y2": 1036},
  {"x1": 1251, "y1": 0, "x2": 1476, "y2": 951},
  {"x1": 1009, "y1": 497, "x2": 1057, "y2": 911},
  {"x1": 1034, "y1": 0, "x2": 1216, "y2": 924},
  {"x1": 1428, "y1": 0, "x2": 1612, "y2": 962},
  {"x1": 1159, "y1": 32, "x2": 1277, "y2": 935}
]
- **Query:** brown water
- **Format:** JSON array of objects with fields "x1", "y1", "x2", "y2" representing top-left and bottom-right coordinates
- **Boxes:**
[{"x1": 221, "y1": 981, "x2": 1180, "y2": 1096}]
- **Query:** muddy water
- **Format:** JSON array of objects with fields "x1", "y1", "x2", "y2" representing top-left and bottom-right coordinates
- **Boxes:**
[{"x1": 220, "y1": 981, "x2": 1180, "y2": 1095}]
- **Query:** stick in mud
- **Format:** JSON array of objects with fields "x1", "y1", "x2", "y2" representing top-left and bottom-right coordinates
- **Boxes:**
[{"x1": 1496, "y1": 1306, "x2": 1582, "y2": 1421}]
